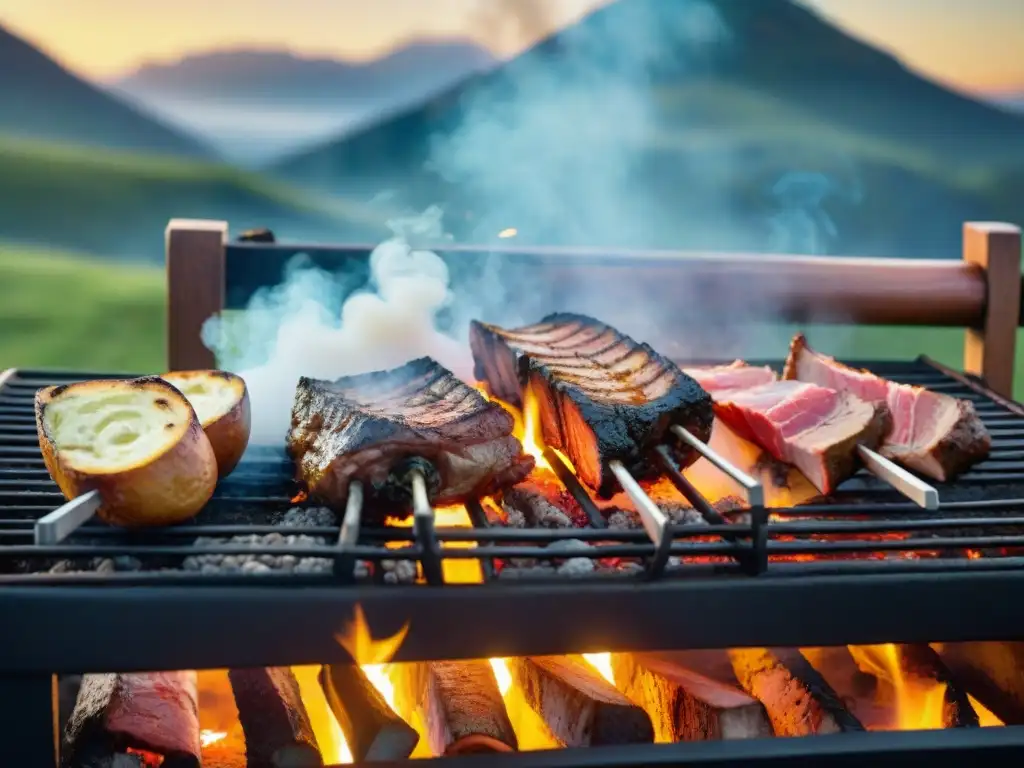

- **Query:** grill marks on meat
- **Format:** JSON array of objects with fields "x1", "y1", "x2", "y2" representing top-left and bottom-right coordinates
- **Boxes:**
[
  {"x1": 783, "y1": 334, "x2": 991, "y2": 481},
  {"x1": 714, "y1": 381, "x2": 889, "y2": 495},
  {"x1": 471, "y1": 313, "x2": 714, "y2": 496},
  {"x1": 287, "y1": 358, "x2": 534, "y2": 519},
  {"x1": 682, "y1": 361, "x2": 778, "y2": 394}
]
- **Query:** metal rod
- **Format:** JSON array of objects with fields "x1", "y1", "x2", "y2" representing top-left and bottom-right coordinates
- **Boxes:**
[
  {"x1": 542, "y1": 447, "x2": 607, "y2": 528},
  {"x1": 34, "y1": 491, "x2": 100, "y2": 545},
  {"x1": 410, "y1": 470, "x2": 444, "y2": 586},
  {"x1": 333, "y1": 481, "x2": 363, "y2": 582},
  {"x1": 608, "y1": 460, "x2": 672, "y2": 579},
  {"x1": 670, "y1": 425, "x2": 764, "y2": 507},
  {"x1": 857, "y1": 445, "x2": 939, "y2": 510}
]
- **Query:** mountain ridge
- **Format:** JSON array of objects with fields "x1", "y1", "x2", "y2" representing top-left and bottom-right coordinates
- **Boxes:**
[{"x1": 0, "y1": 24, "x2": 213, "y2": 158}]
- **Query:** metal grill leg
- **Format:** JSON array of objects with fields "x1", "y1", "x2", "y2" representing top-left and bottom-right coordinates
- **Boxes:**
[{"x1": 0, "y1": 674, "x2": 58, "y2": 766}]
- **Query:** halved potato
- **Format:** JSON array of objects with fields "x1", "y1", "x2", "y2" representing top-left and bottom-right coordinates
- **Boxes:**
[
  {"x1": 35, "y1": 377, "x2": 218, "y2": 527},
  {"x1": 161, "y1": 370, "x2": 251, "y2": 478}
]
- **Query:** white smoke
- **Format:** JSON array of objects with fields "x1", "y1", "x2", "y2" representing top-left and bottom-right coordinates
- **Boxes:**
[{"x1": 204, "y1": 208, "x2": 472, "y2": 444}]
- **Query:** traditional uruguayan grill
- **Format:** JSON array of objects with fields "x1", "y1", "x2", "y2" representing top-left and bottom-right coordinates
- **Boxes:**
[{"x1": 2, "y1": 219, "x2": 1024, "y2": 767}]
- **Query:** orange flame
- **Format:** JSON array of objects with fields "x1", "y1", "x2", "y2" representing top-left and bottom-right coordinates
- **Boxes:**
[
  {"x1": 335, "y1": 603, "x2": 409, "y2": 666},
  {"x1": 848, "y1": 645, "x2": 947, "y2": 730},
  {"x1": 199, "y1": 729, "x2": 227, "y2": 748}
]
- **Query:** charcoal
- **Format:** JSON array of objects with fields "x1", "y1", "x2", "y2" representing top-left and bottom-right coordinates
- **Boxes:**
[
  {"x1": 501, "y1": 487, "x2": 573, "y2": 529},
  {"x1": 182, "y1": 533, "x2": 335, "y2": 575},
  {"x1": 279, "y1": 506, "x2": 338, "y2": 527},
  {"x1": 380, "y1": 559, "x2": 417, "y2": 584}
]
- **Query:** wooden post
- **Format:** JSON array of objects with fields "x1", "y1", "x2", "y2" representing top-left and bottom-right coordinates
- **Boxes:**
[
  {"x1": 963, "y1": 222, "x2": 1021, "y2": 398},
  {"x1": 165, "y1": 219, "x2": 228, "y2": 372}
]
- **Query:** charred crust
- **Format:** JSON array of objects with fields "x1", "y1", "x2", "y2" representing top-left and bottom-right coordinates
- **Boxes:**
[
  {"x1": 165, "y1": 423, "x2": 175, "y2": 430},
  {"x1": 154, "y1": 398, "x2": 171, "y2": 409},
  {"x1": 47, "y1": 383, "x2": 70, "y2": 398}
]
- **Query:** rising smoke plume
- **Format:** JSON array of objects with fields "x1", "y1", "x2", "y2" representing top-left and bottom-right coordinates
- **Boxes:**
[{"x1": 206, "y1": 0, "x2": 858, "y2": 445}]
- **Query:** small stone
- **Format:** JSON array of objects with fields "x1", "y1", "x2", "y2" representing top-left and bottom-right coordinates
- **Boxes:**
[
  {"x1": 94, "y1": 559, "x2": 116, "y2": 574},
  {"x1": 200, "y1": 563, "x2": 220, "y2": 574},
  {"x1": 546, "y1": 539, "x2": 590, "y2": 553},
  {"x1": 615, "y1": 562, "x2": 645, "y2": 576},
  {"x1": 353, "y1": 561, "x2": 370, "y2": 579},
  {"x1": 279, "y1": 555, "x2": 297, "y2": 571},
  {"x1": 557, "y1": 557, "x2": 595, "y2": 576},
  {"x1": 112, "y1": 556, "x2": 142, "y2": 572},
  {"x1": 241, "y1": 560, "x2": 271, "y2": 574},
  {"x1": 182, "y1": 558, "x2": 200, "y2": 572},
  {"x1": 48, "y1": 560, "x2": 71, "y2": 574},
  {"x1": 393, "y1": 560, "x2": 417, "y2": 583},
  {"x1": 606, "y1": 511, "x2": 637, "y2": 530}
]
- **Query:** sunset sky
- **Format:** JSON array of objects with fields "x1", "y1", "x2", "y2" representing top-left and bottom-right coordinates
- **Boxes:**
[{"x1": 1, "y1": 0, "x2": 1022, "y2": 93}]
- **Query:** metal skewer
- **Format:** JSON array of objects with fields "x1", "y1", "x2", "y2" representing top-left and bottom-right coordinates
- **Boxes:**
[
  {"x1": 671, "y1": 425, "x2": 764, "y2": 507},
  {"x1": 608, "y1": 460, "x2": 673, "y2": 578},
  {"x1": 34, "y1": 490, "x2": 100, "y2": 545},
  {"x1": 333, "y1": 481, "x2": 364, "y2": 581},
  {"x1": 857, "y1": 445, "x2": 939, "y2": 510},
  {"x1": 409, "y1": 469, "x2": 444, "y2": 585}
]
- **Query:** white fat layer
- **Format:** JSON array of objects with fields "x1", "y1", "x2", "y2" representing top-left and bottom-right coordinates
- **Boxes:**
[
  {"x1": 164, "y1": 376, "x2": 238, "y2": 426},
  {"x1": 44, "y1": 389, "x2": 187, "y2": 472}
]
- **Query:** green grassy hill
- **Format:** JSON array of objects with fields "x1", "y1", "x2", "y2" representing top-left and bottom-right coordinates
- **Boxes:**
[
  {"x1": 3, "y1": 244, "x2": 1022, "y2": 400},
  {"x1": 0, "y1": 137, "x2": 390, "y2": 262}
]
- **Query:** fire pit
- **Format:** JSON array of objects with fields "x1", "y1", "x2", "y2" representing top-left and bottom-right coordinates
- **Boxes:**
[{"x1": 2, "y1": 219, "x2": 1024, "y2": 766}]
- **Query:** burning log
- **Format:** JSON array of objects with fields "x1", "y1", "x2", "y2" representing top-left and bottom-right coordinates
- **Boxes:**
[
  {"x1": 62, "y1": 672, "x2": 201, "y2": 768},
  {"x1": 228, "y1": 667, "x2": 322, "y2": 768},
  {"x1": 395, "y1": 660, "x2": 517, "y2": 755},
  {"x1": 613, "y1": 652, "x2": 772, "y2": 741},
  {"x1": 509, "y1": 655, "x2": 654, "y2": 747},
  {"x1": 934, "y1": 642, "x2": 1024, "y2": 725},
  {"x1": 729, "y1": 648, "x2": 865, "y2": 736},
  {"x1": 318, "y1": 664, "x2": 419, "y2": 761},
  {"x1": 848, "y1": 644, "x2": 979, "y2": 729}
]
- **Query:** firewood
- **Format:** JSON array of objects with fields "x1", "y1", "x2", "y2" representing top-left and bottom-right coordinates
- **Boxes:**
[
  {"x1": 509, "y1": 655, "x2": 653, "y2": 747},
  {"x1": 319, "y1": 664, "x2": 418, "y2": 761},
  {"x1": 614, "y1": 652, "x2": 772, "y2": 741},
  {"x1": 62, "y1": 672, "x2": 200, "y2": 768},
  {"x1": 934, "y1": 641, "x2": 1024, "y2": 725},
  {"x1": 848, "y1": 644, "x2": 979, "y2": 728},
  {"x1": 395, "y1": 660, "x2": 517, "y2": 755},
  {"x1": 729, "y1": 648, "x2": 864, "y2": 736},
  {"x1": 228, "y1": 667, "x2": 322, "y2": 768}
]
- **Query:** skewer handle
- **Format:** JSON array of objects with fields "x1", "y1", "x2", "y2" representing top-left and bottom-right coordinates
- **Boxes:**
[
  {"x1": 338, "y1": 481, "x2": 364, "y2": 548},
  {"x1": 409, "y1": 470, "x2": 444, "y2": 585},
  {"x1": 857, "y1": 445, "x2": 939, "y2": 510},
  {"x1": 35, "y1": 490, "x2": 101, "y2": 545},
  {"x1": 609, "y1": 461, "x2": 667, "y2": 549},
  {"x1": 671, "y1": 425, "x2": 765, "y2": 508}
]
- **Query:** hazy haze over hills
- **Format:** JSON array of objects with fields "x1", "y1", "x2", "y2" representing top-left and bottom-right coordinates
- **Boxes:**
[
  {"x1": 110, "y1": 40, "x2": 496, "y2": 164},
  {"x1": 270, "y1": 0, "x2": 1024, "y2": 260},
  {"x1": 0, "y1": 24, "x2": 213, "y2": 158}
]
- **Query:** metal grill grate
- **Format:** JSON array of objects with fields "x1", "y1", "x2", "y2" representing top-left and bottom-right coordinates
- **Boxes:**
[{"x1": 4, "y1": 359, "x2": 1024, "y2": 588}]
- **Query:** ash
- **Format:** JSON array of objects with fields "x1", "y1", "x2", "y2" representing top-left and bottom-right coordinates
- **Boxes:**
[
  {"x1": 606, "y1": 502, "x2": 708, "y2": 530},
  {"x1": 502, "y1": 487, "x2": 574, "y2": 528}
]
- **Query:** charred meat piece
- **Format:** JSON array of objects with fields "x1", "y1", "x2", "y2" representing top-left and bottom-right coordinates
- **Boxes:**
[
  {"x1": 287, "y1": 358, "x2": 534, "y2": 519},
  {"x1": 682, "y1": 361, "x2": 778, "y2": 394},
  {"x1": 471, "y1": 313, "x2": 714, "y2": 496},
  {"x1": 783, "y1": 334, "x2": 991, "y2": 481},
  {"x1": 714, "y1": 381, "x2": 889, "y2": 494}
]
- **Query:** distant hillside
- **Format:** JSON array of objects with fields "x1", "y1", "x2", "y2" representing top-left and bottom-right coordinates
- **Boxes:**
[
  {"x1": 0, "y1": 24, "x2": 212, "y2": 158},
  {"x1": 113, "y1": 40, "x2": 496, "y2": 105},
  {"x1": 0, "y1": 136, "x2": 389, "y2": 263},
  {"x1": 270, "y1": 0, "x2": 1024, "y2": 259}
]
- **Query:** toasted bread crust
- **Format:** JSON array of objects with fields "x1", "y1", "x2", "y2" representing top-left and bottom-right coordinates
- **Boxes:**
[
  {"x1": 35, "y1": 376, "x2": 218, "y2": 527},
  {"x1": 162, "y1": 370, "x2": 251, "y2": 478}
]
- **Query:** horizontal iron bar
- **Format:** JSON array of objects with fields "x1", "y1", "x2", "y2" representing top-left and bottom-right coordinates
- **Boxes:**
[
  {"x1": 4, "y1": 568, "x2": 1024, "y2": 672},
  {"x1": 357, "y1": 726, "x2": 1024, "y2": 768}
]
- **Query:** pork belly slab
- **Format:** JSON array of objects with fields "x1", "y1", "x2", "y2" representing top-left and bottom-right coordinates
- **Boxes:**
[
  {"x1": 682, "y1": 361, "x2": 778, "y2": 394},
  {"x1": 714, "y1": 380, "x2": 889, "y2": 494},
  {"x1": 287, "y1": 357, "x2": 535, "y2": 520},
  {"x1": 783, "y1": 334, "x2": 991, "y2": 481},
  {"x1": 470, "y1": 313, "x2": 714, "y2": 496}
]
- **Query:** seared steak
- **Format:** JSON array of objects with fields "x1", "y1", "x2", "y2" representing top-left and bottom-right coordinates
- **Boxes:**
[
  {"x1": 287, "y1": 357, "x2": 534, "y2": 519},
  {"x1": 714, "y1": 381, "x2": 889, "y2": 494},
  {"x1": 783, "y1": 334, "x2": 991, "y2": 481},
  {"x1": 682, "y1": 361, "x2": 778, "y2": 393},
  {"x1": 470, "y1": 313, "x2": 713, "y2": 496}
]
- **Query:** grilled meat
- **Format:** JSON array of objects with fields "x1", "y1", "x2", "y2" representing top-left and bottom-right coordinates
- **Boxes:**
[
  {"x1": 287, "y1": 357, "x2": 534, "y2": 519},
  {"x1": 470, "y1": 313, "x2": 713, "y2": 496},
  {"x1": 783, "y1": 334, "x2": 991, "y2": 481},
  {"x1": 682, "y1": 361, "x2": 778, "y2": 394},
  {"x1": 714, "y1": 380, "x2": 889, "y2": 495}
]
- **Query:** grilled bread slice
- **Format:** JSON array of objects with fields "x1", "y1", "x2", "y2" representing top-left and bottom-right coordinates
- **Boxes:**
[
  {"x1": 162, "y1": 370, "x2": 251, "y2": 477},
  {"x1": 35, "y1": 377, "x2": 218, "y2": 527}
]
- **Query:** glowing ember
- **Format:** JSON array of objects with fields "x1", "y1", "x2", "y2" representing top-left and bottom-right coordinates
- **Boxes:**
[
  {"x1": 489, "y1": 658, "x2": 513, "y2": 695},
  {"x1": 848, "y1": 644, "x2": 947, "y2": 730},
  {"x1": 291, "y1": 490, "x2": 308, "y2": 504},
  {"x1": 498, "y1": 228, "x2": 518, "y2": 238},
  {"x1": 968, "y1": 694, "x2": 1004, "y2": 726},
  {"x1": 199, "y1": 729, "x2": 227, "y2": 748}
]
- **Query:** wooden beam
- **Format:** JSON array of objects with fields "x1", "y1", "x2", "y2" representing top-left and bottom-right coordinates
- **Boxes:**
[
  {"x1": 963, "y1": 221, "x2": 1021, "y2": 397},
  {"x1": 228, "y1": 667, "x2": 321, "y2": 768},
  {"x1": 166, "y1": 218, "x2": 227, "y2": 371},
  {"x1": 319, "y1": 664, "x2": 418, "y2": 761}
]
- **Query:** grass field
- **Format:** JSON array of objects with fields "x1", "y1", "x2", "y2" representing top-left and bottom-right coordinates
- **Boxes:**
[
  {"x1": 2, "y1": 245, "x2": 1022, "y2": 399},
  {"x1": 0, "y1": 136, "x2": 390, "y2": 263}
]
